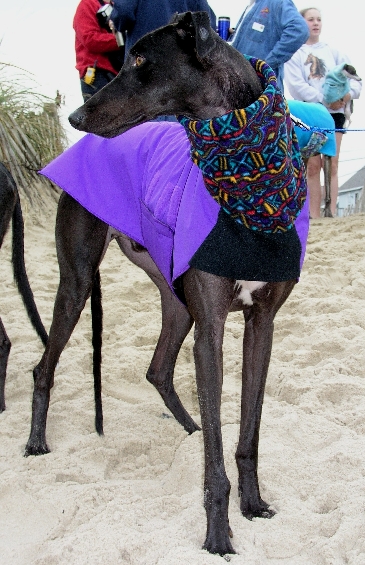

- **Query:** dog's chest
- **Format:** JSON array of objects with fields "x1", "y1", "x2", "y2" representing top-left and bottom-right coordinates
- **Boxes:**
[{"x1": 236, "y1": 280, "x2": 267, "y2": 305}]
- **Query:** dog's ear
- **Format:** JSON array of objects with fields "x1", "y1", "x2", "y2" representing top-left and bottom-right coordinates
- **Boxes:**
[{"x1": 171, "y1": 11, "x2": 216, "y2": 60}]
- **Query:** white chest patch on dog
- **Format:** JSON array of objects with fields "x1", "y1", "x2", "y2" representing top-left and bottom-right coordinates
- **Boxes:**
[{"x1": 236, "y1": 280, "x2": 267, "y2": 305}]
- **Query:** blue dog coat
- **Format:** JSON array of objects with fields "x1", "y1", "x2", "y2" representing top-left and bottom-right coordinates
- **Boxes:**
[{"x1": 322, "y1": 63, "x2": 351, "y2": 104}]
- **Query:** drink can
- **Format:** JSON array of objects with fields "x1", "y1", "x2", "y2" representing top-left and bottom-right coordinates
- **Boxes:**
[{"x1": 218, "y1": 17, "x2": 230, "y2": 41}]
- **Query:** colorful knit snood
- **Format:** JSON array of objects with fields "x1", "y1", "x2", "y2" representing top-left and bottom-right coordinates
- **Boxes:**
[{"x1": 178, "y1": 57, "x2": 307, "y2": 234}]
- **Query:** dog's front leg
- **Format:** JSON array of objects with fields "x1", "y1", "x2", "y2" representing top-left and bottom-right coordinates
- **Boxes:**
[
  {"x1": 236, "y1": 280, "x2": 295, "y2": 519},
  {"x1": 184, "y1": 268, "x2": 236, "y2": 556}
]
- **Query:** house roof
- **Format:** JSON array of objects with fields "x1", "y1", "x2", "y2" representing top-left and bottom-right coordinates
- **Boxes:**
[{"x1": 340, "y1": 166, "x2": 365, "y2": 192}]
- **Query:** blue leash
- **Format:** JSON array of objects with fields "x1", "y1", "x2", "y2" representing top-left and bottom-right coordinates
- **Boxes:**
[
  {"x1": 290, "y1": 114, "x2": 365, "y2": 134},
  {"x1": 311, "y1": 127, "x2": 365, "y2": 133}
]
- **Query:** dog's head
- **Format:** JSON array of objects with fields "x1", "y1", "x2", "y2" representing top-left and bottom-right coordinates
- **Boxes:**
[
  {"x1": 69, "y1": 11, "x2": 261, "y2": 137},
  {"x1": 342, "y1": 64, "x2": 361, "y2": 82}
]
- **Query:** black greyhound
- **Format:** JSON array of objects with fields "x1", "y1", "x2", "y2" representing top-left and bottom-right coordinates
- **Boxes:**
[
  {"x1": 0, "y1": 163, "x2": 48, "y2": 411},
  {"x1": 26, "y1": 11, "x2": 303, "y2": 556}
]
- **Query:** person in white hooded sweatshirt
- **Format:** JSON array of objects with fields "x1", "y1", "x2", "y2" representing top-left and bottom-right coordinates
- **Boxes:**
[{"x1": 284, "y1": 7, "x2": 362, "y2": 218}]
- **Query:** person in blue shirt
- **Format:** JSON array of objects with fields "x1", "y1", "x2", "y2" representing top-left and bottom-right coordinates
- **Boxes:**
[
  {"x1": 229, "y1": 0, "x2": 309, "y2": 92},
  {"x1": 110, "y1": 0, "x2": 216, "y2": 58}
]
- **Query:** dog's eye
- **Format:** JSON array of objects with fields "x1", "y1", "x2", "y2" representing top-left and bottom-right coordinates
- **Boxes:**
[{"x1": 134, "y1": 56, "x2": 145, "y2": 67}]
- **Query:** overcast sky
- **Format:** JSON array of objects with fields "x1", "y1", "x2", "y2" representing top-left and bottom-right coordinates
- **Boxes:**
[{"x1": 1, "y1": 0, "x2": 364, "y2": 182}]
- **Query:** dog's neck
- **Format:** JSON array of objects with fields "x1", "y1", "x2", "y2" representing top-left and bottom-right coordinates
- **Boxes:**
[
  {"x1": 176, "y1": 81, "x2": 262, "y2": 121},
  {"x1": 174, "y1": 46, "x2": 264, "y2": 121},
  {"x1": 205, "y1": 49, "x2": 263, "y2": 117}
]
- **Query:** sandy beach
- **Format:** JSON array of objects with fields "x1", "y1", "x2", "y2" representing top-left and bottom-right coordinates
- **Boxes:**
[{"x1": 1, "y1": 190, "x2": 365, "y2": 565}]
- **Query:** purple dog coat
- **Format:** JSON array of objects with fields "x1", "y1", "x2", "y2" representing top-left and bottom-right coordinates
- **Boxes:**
[{"x1": 40, "y1": 122, "x2": 309, "y2": 298}]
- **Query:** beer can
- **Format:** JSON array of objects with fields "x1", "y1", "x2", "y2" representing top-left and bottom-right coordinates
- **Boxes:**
[{"x1": 218, "y1": 16, "x2": 230, "y2": 41}]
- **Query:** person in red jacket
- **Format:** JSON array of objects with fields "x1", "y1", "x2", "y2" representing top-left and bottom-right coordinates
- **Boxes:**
[{"x1": 73, "y1": 0, "x2": 124, "y2": 102}]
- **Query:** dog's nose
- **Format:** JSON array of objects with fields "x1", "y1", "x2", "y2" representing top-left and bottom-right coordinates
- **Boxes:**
[{"x1": 68, "y1": 110, "x2": 85, "y2": 130}]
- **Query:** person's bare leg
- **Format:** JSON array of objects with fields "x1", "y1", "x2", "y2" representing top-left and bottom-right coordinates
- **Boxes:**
[
  {"x1": 330, "y1": 132, "x2": 343, "y2": 217},
  {"x1": 306, "y1": 154, "x2": 322, "y2": 218}
]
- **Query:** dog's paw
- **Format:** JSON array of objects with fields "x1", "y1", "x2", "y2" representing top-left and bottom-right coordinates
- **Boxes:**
[
  {"x1": 202, "y1": 535, "x2": 236, "y2": 556},
  {"x1": 240, "y1": 496, "x2": 275, "y2": 521},
  {"x1": 24, "y1": 441, "x2": 50, "y2": 457},
  {"x1": 243, "y1": 507, "x2": 276, "y2": 521}
]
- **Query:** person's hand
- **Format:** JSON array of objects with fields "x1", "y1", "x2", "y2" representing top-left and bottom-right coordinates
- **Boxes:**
[
  {"x1": 328, "y1": 92, "x2": 351, "y2": 111},
  {"x1": 109, "y1": 19, "x2": 116, "y2": 32}
]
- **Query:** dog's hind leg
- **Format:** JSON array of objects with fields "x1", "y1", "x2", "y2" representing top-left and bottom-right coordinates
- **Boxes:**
[
  {"x1": 116, "y1": 236, "x2": 199, "y2": 434},
  {"x1": 0, "y1": 319, "x2": 11, "y2": 412},
  {"x1": 183, "y1": 268, "x2": 236, "y2": 556},
  {"x1": 25, "y1": 194, "x2": 109, "y2": 456},
  {"x1": 147, "y1": 283, "x2": 198, "y2": 434},
  {"x1": 235, "y1": 279, "x2": 295, "y2": 520}
]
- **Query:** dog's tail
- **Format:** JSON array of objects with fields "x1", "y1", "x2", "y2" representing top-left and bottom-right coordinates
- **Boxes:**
[
  {"x1": 11, "y1": 185, "x2": 48, "y2": 347},
  {"x1": 91, "y1": 269, "x2": 104, "y2": 435}
]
